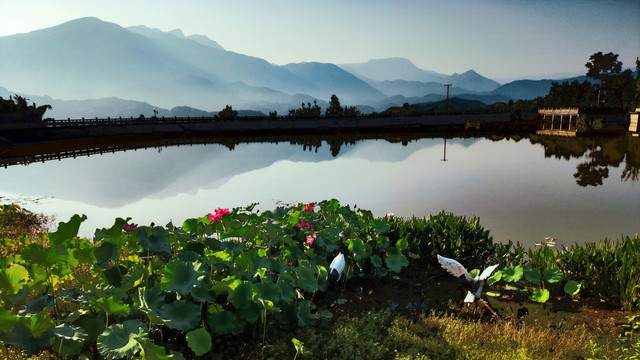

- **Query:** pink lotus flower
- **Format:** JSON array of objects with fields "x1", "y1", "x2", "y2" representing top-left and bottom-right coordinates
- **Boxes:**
[
  {"x1": 208, "y1": 207, "x2": 230, "y2": 222},
  {"x1": 296, "y1": 221, "x2": 315, "y2": 230},
  {"x1": 306, "y1": 231, "x2": 317, "y2": 246},
  {"x1": 123, "y1": 223, "x2": 138, "y2": 232}
]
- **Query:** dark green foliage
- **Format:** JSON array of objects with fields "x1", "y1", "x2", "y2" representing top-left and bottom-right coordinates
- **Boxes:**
[
  {"x1": 0, "y1": 95, "x2": 52, "y2": 123},
  {"x1": 218, "y1": 105, "x2": 238, "y2": 120},
  {"x1": 386, "y1": 211, "x2": 497, "y2": 270},
  {"x1": 543, "y1": 80, "x2": 597, "y2": 108},
  {"x1": 289, "y1": 100, "x2": 322, "y2": 118},
  {"x1": 527, "y1": 235, "x2": 640, "y2": 309}
]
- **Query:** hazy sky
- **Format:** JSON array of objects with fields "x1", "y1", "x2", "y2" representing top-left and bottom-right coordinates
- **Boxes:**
[{"x1": 1, "y1": 0, "x2": 638, "y2": 80}]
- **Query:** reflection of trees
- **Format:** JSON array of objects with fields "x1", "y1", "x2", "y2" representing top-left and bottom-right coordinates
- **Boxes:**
[
  {"x1": 621, "y1": 137, "x2": 640, "y2": 182},
  {"x1": 527, "y1": 134, "x2": 639, "y2": 187},
  {"x1": 573, "y1": 139, "x2": 609, "y2": 187},
  {"x1": 574, "y1": 162, "x2": 609, "y2": 186}
]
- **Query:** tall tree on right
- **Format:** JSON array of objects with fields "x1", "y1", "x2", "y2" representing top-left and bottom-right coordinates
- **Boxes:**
[
  {"x1": 635, "y1": 57, "x2": 640, "y2": 110},
  {"x1": 585, "y1": 52, "x2": 622, "y2": 106}
]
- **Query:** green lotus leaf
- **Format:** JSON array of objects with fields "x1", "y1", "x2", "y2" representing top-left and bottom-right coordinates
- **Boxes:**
[
  {"x1": 49, "y1": 214, "x2": 86, "y2": 245},
  {"x1": 531, "y1": 288, "x2": 550, "y2": 303},
  {"x1": 9, "y1": 316, "x2": 54, "y2": 355},
  {"x1": 141, "y1": 287, "x2": 167, "y2": 314},
  {"x1": 21, "y1": 243, "x2": 68, "y2": 268},
  {"x1": 191, "y1": 283, "x2": 216, "y2": 303},
  {"x1": 347, "y1": 238, "x2": 372, "y2": 261},
  {"x1": 0, "y1": 308, "x2": 18, "y2": 331},
  {"x1": 221, "y1": 224, "x2": 247, "y2": 240},
  {"x1": 486, "y1": 271, "x2": 502, "y2": 285},
  {"x1": 161, "y1": 260, "x2": 204, "y2": 295},
  {"x1": 543, "y1": 268, "x2": 563, "y2": 284},
  {"x1": 209, "y1": 250, "x2": 232, "y2": 264},
  {"x1": 97, "y1": 320, "x2": 147, "y2": 359},
  {"x1": 376, "y1": 236, "x2": 389, "y2": 249},
  {"x1": 138, "y1": 227, "x2": 172, "y2": 255},
  {"x1": 502, "y1": 265, "x2": 524, "y2": 283},
  {"x1": 370, "y1": 255, "x2": 383, "y2": 268},
  {"x1": 236, "y1": 302, "x2": 261, "y2": 323},
  {"x1": 207, "y1": 310, "x2": 237, "y2": 335},
  {"x1": 93, "y1": 217, "x2": 128, "y2": 242},
  {"x1": 395, "y1": 237, "x2": 408, "y2": 251},
  {"x1": 69, "y1": 238, "x2": 97, "y2": 265},
  {"x1": 295, "y1": 265, "x2": 318, "y2": 293},
  {"x1": 21, "y1": 295, "x2": 55, "y2": 315},
  {"x1": 52, "y1": 323, "x2": 87, "y2": 356},
  {"x1": 228, "y1": 281, "x2": 254, "y2": 310},
  {"x1": 296, "y1": 300, "x2": 316, "y2": 327},
  {"x1": 121, "y1": 263, "x2": 146, "y2": 291},
  {"x1": 277, "y1": 281, "x2": 295, "y2": 304},
  {"x1": 0, "y1": 264, "x2": 29, "y2": 294},
  {"x1": 61, "y1": 308, "x2": 89, "y2": 323},
  {"x1": 183, "y1": 242, "x2": 206, "y2": 256},
  {"x1": 235, "y1": 251, "x2": 269, "y2": 277},
  {"x1": 524, "y1": 267, "x2": 542, "y2": 284},
  {"x1": 140, "y1": 338, "x2": 175, "y2": 360},
  {"x1": 181, "y1": 218, "x2": 200, "y2": 234},
  {"x1": 94, "y1": 242, "x2": 118, "y2": 269},
  {"x1": 385, "y1": 248, "x2": 409, "y2": 273},
  {"x1": 177, "y1": 250, "x2": 201, "y2": 263},
  {"x1": 469, "y1": 269, "x2": 480, "y2": 278},
  {"x1": 160, "y1": 299, "x2": 201, "y2": 332},
  {"x1": 288, "y1": 210, "x2": 301, "y2": 226},
  {"x1": 254, "y1": 280, "x2": 280, "y2": 304},
  {"x1": 102, "y1": 265, "x2": 127, "y2": 288},
  {"x1": 187, "y1": 327, "x2": 212, "y2": 356},
  {"x1": 564, "y1": 280, "x2": 581, "y2": 296},
  {"x1": 319, "y1": 309, "x2": 334, "y2": 320},
  {"x1": 93, "y1": 296, "x2": 130, "y2": 316}
]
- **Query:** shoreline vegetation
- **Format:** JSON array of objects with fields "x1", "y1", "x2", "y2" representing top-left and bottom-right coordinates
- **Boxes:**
[{"x1": 0, "y1": 201, "x2": 638, "y2": 359}]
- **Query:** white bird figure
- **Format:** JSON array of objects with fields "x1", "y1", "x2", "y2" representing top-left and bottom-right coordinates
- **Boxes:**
[
  {"x1": 328, "y1": 252, "x2": 345, "y2": 285},
  {"x1": 437, "y1": 254, "x2": 498, "y2": 303}
]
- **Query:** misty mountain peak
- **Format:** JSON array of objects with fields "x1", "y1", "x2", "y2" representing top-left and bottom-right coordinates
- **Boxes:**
[{"x1": 168, "y1": 29, "x2": 185, "y2": 38}]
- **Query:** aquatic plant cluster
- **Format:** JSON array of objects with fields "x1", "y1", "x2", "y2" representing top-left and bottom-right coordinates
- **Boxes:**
[{"x1": 0, "y1": 200, "x2": 637, "y2": 358}]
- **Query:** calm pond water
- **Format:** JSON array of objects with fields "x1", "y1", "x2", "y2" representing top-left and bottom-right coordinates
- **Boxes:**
[{"x1": 1, "y1": 134, "x2": 638, "y2": 247}]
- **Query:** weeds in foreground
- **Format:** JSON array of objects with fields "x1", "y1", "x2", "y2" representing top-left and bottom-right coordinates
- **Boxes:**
[{"x1": 261, "y1": 310, "x2": 619, "y2": 360}]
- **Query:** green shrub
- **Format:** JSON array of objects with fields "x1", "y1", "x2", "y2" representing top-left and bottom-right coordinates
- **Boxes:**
[{"x1": 387, "y1": 211, "x2": 498, "y2": 270}]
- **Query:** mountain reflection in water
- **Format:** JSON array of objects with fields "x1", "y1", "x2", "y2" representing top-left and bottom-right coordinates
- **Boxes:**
[{"x1": 0, "y1": 133, "x2": 638, "y2": 247}]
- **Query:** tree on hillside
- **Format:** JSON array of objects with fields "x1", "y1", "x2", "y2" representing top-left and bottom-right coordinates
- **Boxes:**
[
  {"x1": 218, "y1": 105, "x2": 238, "y2": 120},
  {"x1": 0, "y1": 95, "x2": 52, "y2": 123},
  {"x1": 585, "y1": 52, "x2": 622, "y2": 106},
  {"x1": 288, "y1": 100, "x2": 321, "y2": 118},
  {"x1": 543, "y1": 80, "x2": 596, "y2": 108},
  {"x1": 325, "y1": 95, "x2": 344, "y2": 117},
  {"x1": 605, "y1": 69, "x2": 635, "y2": 109}
]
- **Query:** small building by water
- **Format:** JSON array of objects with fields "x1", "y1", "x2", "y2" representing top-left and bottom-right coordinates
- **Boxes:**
[
  {"x1": 630, "y1": 109, "x2": 639, "y2": 136},
  {"x1": 537, "y1": 107, "x2": 579, "y2": 137}
]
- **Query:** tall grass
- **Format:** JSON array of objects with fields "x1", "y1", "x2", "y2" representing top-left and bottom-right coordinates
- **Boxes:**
[{"x1": 527, "y1": 235, "x2": 640, "y2": 310}]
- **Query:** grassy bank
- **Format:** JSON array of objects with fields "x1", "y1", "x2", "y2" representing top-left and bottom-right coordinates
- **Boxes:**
[{"x1": 0, "y1": 201, "x2": 637, "y2": 359}]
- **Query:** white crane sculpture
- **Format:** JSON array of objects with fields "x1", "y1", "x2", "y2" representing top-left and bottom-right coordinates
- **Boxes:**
[{"x1": 437, "y1": 254, "x2": 498, "y2": 312}]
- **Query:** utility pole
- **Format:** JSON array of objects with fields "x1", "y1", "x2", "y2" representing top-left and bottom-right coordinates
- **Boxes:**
[
  {"x1": 441, "y1": 138, "x2": 448, "y2": 162},
  {"x1": 444, "y1": 84, "x2": 452, "y2": 110}
]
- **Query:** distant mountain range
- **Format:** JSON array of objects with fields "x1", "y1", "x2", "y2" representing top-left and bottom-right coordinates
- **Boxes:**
[{"x1": 0, "y1": 17, "x2": 591, "y2": 119}]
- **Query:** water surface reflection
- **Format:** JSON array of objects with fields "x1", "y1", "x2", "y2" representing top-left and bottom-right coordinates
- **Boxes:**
[{"x1": 1, "y1": 134, "x2": 638, "y2": 247}]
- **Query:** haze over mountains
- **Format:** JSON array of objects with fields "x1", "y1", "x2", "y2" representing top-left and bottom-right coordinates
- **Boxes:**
[{"x1": 0, "y1": 17, "x2": 591, "y2": 119}]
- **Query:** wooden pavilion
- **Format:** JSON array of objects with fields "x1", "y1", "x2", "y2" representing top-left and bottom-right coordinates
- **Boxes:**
[{"x1": 537, "y1": 108, "x2": 580, "y2": 137}]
